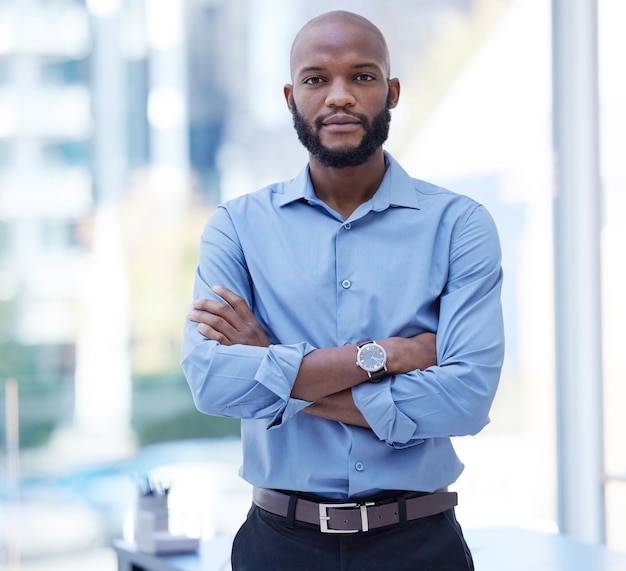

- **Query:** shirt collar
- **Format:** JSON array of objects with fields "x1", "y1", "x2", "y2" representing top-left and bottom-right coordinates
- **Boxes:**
[{"x1": 275, "y1": 151, "x2": 420, "y2": 211}]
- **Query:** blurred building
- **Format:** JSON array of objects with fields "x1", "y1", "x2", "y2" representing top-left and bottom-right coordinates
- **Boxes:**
[
  {"x1": 0, "y1": 0, "x2": 91, "y2": 339},
  {"x1": 0, "y1": 2, "x2": 93, "y2": 447},
  {"x1": 0, "y1": 0, "x2": 488, "y2": 452}
]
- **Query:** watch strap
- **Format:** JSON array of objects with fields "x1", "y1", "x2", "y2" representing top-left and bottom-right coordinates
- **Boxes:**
[{"x1": 368, "y1": 369, "x2": 387, "y2": 382}]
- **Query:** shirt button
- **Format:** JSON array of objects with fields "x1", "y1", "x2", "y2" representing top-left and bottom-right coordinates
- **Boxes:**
[
  {"x1": 341, "y1": 279, "x2": 351, "y2": 289},
  {"x1": 343, "y1": 222, "x2": 352, "y2": 230},
  {"x1": 355, "y1": 462, "x2": 364, "y2": 472}
]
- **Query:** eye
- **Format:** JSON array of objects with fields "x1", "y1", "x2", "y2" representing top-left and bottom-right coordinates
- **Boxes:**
[
  {"x1": 354, "y1": 73, "x2": 376, "y2": 82},
  {"x1": 303, "y1": 76, "x2": 326, "y2": 85}
]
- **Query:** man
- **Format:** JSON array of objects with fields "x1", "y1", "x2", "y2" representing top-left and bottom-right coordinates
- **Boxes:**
[{"x1": 181, "y1": 10, "x2": 504, "y2": 570}]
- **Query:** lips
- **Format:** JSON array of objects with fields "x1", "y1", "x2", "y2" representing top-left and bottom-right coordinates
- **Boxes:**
[
  {"x1": 319, "y1": 114, "x2": 362, "y2": 135},
  {"x1": 321, "y1": 114, "x2": 361, "y2": 126}
]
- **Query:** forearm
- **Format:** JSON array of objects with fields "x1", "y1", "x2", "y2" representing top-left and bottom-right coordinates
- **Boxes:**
[
  {"x1": 290, "y1": 344, "x2": 366, "y2": 402},
  {"x1": 292, "y1": 334, "x2": 437, "y2": 402},
  {"x1": 303, "y1": 389, "x2": 369, "y2": 427}
]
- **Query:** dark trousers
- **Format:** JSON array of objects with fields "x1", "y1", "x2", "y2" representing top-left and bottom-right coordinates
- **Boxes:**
[{"x1": 231, "y1": 504, "x2": 474, "y2": 571}]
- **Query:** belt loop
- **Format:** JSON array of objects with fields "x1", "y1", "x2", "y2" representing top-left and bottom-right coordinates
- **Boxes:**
[
  {"x1": 397, "y1": 495, "x2": 408, "y2": 526},
  {"x1": 286, "y1": 493, "x2": 298, "y2": 529}
]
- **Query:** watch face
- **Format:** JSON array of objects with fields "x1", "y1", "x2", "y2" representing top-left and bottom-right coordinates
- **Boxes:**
[{"x1": 357, "y1": 343, "x2": 387, "y2": 372}]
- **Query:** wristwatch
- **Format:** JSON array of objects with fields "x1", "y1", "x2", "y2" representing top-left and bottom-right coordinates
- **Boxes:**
[{"x1": 356, "y1": 338, "x2": 388, "y2": 382}]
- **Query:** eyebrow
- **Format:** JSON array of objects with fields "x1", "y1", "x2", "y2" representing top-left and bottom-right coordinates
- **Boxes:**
[
  {"x1": 298, "y1": 62, "x2": 382, "y2": 75},
  {"x1": 352, "y1": 62, "x2": 380, "y2": 70}
]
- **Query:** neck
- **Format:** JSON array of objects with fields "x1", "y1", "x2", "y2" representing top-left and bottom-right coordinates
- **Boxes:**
[{"x1": 308, "y1": 149, "x2": 387, "y2": 219}]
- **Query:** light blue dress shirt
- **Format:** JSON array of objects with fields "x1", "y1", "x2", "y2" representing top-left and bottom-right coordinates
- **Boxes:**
[{"x1": 181, "y1": 152, "x2": 504, "y2": 499}]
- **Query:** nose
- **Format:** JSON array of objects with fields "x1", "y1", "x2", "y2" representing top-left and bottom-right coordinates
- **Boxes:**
[{"x1": 324, "y1": 79, "x2": 356, "y2": 108}]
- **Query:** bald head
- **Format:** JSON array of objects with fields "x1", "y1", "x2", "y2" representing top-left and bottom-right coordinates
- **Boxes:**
[{"x1": 290, "y1": 11, "x2": 391, "y2": 80}]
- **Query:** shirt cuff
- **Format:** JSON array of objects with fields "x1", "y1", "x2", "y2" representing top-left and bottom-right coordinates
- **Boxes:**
[
  {"x1": 268, "y1": 397, "x2": 312, "y2": 428},
  {"x1": 258, "y1": 341, "x2": 316, "y2": 428},
  {"x1": 352, "y1": 378, "x2": 422, "y2": 448}
]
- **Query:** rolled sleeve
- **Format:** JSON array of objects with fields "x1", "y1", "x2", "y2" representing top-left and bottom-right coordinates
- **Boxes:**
[
  {"x1": 259, "y1": 343, "x2": 316, "y2": 427},
  {"x1": 182, "y1": 327, "x2": 316, "y2": 424},
  {"x1": 352, "y1": 379, "x2": 423, "y2": 448}
]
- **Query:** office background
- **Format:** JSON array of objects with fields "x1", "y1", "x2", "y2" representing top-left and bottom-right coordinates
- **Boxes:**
[{"x1": 1, "y1": 0, "x2": 624, "y2": 568}]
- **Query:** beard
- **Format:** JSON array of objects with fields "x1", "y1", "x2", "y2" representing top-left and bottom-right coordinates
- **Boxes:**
[{"x1": 291, "y1": 95, "x2": 392, "y2": 168}]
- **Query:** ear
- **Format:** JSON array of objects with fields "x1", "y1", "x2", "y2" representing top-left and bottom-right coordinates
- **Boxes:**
[
  {"x1": 387, "y1": 78, "x2": 400, "y2": 109},
  {"x1": 284, "y1": 84, "x2": 294, "y2": 112}
]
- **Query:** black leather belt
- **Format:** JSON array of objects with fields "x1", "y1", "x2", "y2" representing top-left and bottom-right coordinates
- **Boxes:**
[{"x1": 252, "y1": 487, "x2": 458, "y2": 534}]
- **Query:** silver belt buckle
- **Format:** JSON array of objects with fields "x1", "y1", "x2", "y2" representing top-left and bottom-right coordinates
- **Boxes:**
[{"x1": 318, "y1": 502, "x2": 375, "y2": 533}]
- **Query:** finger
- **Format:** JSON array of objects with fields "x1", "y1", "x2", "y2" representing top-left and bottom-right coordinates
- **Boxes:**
[
  {"x1": 192, "y1": 298, "x2": 230, "y2": 316},
  {"x1": 188, "y1": 309, "x2": 238, "y2": 340},
  {"x1": 212, "y1": 286, "x2": 256, "y2": 320},
  {"x1": 193, "y1": 297, "x2": 241, "y2": 329},
  {"x1": 193, "y1": 297, "x2": 230, "y2": 313},
  {"x1": 196, "y1": 323, "x2": 232, "y2": 346},
  {"x1": 211, "y1": 284, "x2": 238, "y2": 300}
]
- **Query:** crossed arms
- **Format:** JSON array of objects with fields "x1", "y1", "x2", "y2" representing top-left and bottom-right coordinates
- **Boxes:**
[{"x1": 188, "y1": 285, "x2": 437, "y2": 428}]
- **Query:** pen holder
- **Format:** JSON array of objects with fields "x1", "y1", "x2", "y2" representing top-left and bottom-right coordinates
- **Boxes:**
[
  {"x1": 134, "y1": 477, "x2": 199, "y2": 555},
  {"x1": 137, "y1": 491, "x2": 168, "y2": 522},
  {"x1": 135, "y1": 490, "x2": 170, "y2": 538}
]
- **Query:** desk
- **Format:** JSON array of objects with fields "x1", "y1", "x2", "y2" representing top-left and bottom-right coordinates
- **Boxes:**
[
  {"x1": 466, "y1": 528, "x2": 626, "y2": 571},
  {"x1": 114, "y1": 535, "x2": 233, "y2": 571},
  {"x1": 114, "y1": 528, "x2": 626, "y2": 571}
]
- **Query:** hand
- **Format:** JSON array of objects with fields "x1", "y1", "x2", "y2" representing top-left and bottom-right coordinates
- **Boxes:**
[{"x1": 189, "y1": 285, "x2": 271, "y2": 347}]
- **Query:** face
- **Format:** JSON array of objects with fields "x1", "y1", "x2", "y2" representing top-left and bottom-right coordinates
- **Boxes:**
[
  {"x1": 291, "y1": 94, "x2": 392, "y2": 168},
  {"x1": 285, "y1": 16, "x2": 400, "y2": 168}
]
